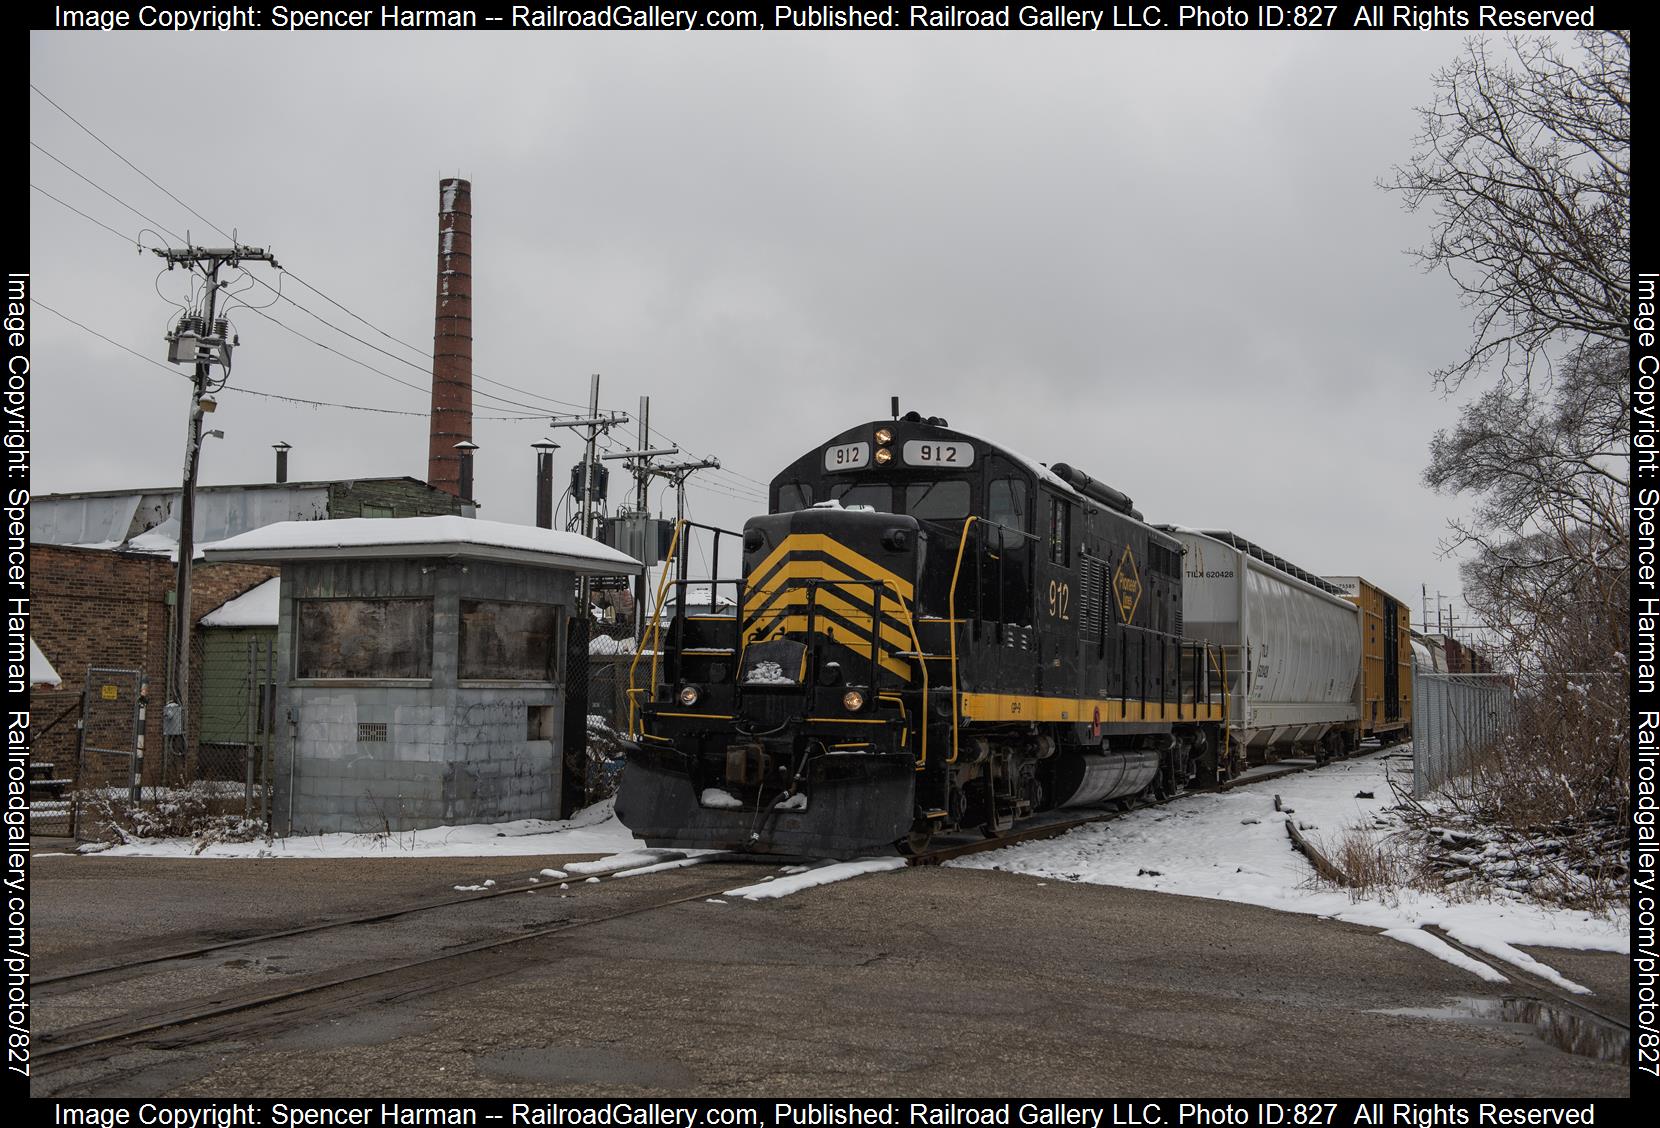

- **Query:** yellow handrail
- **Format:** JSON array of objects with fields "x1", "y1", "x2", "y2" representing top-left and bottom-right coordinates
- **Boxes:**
[
  {"x1": 882, "y1": 579, "x2": 928, "y2": 769},
  {"x1": 627, "y1": 518, "x2": 685, "y2": 737},
  {"x1": 945, "y1": 516, "x2": 978, "y2": 765},
  {"x1": 1205, "y1": 643, "x2": 1232, "y2": 775}
]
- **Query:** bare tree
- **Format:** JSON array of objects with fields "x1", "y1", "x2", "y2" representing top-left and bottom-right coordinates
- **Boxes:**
[
  {"x1": 1387, "y1": 31, "x2": 1630, "y2": 391},
  {"x1": 1386, "y1": 34, "x2": 1631, "y2": 863}
]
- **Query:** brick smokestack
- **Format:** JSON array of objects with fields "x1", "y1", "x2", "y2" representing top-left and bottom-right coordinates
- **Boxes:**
[{"x1": 427, "y1": 178, "x2": 472, "y2": 496}]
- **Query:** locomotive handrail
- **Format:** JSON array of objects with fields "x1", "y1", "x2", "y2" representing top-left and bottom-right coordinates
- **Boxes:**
[
  {"x1": 628, "y1": 518, "x2": 685, "y2": 736},
  {"x1": 881, "y1": 578, "x2": 929, "y2": 771},
  {"x1": 946, "y1": 514, "x2": 979, "y2": 765},
  {"x1": 1206, "y1": 644, "x2": 1232, "y2": 776}
]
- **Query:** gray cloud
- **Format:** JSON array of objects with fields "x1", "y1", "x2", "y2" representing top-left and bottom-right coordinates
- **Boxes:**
[{"x1": 30, "y1": 29, "x2": 1524, "y2": 626}]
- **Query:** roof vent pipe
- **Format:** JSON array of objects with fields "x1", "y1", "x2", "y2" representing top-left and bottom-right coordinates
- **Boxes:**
[{"x1": 273, "y1": 441, "x2": 291, "y2": 484}]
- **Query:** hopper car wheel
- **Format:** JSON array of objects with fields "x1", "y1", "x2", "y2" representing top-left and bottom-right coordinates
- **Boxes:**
[{"x1": 899, "y1": 828, "x2": 934, "y2": 856}]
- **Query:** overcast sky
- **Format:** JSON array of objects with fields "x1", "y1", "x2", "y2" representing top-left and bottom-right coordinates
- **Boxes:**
[{"x1": 30, "y1": 28, "x2": 1532, "y2": 630}]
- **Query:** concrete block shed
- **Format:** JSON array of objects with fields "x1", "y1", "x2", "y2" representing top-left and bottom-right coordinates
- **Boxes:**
[{"x1": 204, "y1": 517, "x2": 641, "y2": 835}]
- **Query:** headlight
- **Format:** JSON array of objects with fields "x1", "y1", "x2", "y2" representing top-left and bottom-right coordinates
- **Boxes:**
[
  {"x1": 842, "y1": 689, "x2": 866, "y2": 712},
  {"x1": 677, "y1": 684, "x2": 702, "y2": 707},
  {"x1": 874, "y1": 448, "x2": 893, "y2": 465},
  {"x1": 874, "y1": 427, "x2": 893, "y2": 445}
]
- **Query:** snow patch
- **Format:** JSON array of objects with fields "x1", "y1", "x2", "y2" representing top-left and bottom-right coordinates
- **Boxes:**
[
  {"x1": 743, "y1": 661, "x2": 794, "y2": 685},
  {"x1": 949, "y1": 753, "x2": 1626, "y2": 972},
  {"x1": 725, "y1": 857, "x2": 906, "y2": 901},
  {"x1": 201, "y1": 578, "x2": 279, "y2": 628},
  {"x1": 1381, "y1": 928, "x2": 1511, "y2": 984},
  {"x1": 90, "y1": 798, "x2": 640, "y2": 859}
]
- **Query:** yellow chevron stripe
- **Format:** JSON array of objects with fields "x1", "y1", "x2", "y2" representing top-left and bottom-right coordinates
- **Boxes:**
[
  {"x1": 747, "y1": 534, "x2": 914, "y2": 602},
  {"x1": 743, "y1": 585, "x2": 914, "y2": 655},
  {"x1": 958, "y1": 693, "x2": 1225, "y2": 724}
]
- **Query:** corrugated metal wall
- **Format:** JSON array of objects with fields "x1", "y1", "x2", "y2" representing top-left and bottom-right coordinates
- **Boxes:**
[{"x1": 1412, "y1": 670, "x2": 1514, "y2": 796}]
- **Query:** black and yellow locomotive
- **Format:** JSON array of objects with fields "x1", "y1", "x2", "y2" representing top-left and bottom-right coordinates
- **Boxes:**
[{"x1": 616, "y1": 414, "x2": 1228, "y2": 858}]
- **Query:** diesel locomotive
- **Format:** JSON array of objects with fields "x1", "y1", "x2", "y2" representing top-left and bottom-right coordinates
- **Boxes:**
[{"x1": 615, "y1": 413, "x2": 1232, "y2": 858}]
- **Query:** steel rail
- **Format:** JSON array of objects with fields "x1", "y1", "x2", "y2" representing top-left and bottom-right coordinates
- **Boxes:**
[
  {"x1": 34, "y1": 868, "x2": 748, "y2": 1063},
  {"x1": 33, "y1": 853, "x2": 695, "y2": 990}
]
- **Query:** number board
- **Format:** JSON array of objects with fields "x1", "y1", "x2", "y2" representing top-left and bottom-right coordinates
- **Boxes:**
[
  {"x1": 823, "y1": 442, "x2": 870, "y2": 472},
  {"x1": 902, "y1": 440, "x2": 974, "y2": 468}
]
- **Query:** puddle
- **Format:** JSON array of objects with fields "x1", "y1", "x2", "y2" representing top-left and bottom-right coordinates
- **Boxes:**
[
  {"x1": 475, "y1": 1045, "x2": 693, "y2": 1088},
  {"x1": 1380, "y1": 996, "x2": 1629, "y2": 1065}
]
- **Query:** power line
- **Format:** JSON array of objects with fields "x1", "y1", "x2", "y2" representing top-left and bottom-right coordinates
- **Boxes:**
[
  {"x1": 31, "y1": 85, "x2": 779, "y2": 487},
  {"x1": 30, "y1": 142, "x2": 185, "y2": 243},
  {"x1": 279, "y1": 268, "x2": 595, "y2": 413},
  {"x1": 30, "y1": 183, "x2": 157, "y2": 249},
  {"x1": 32, "y1": 82, "x2": 232, "y2": 242},
  {"x1": 32, "y1": 300, "x2": 541, "y2": 421},
  {"x1": 236, "y1": 273, "x2": 570, "y2": 417}
]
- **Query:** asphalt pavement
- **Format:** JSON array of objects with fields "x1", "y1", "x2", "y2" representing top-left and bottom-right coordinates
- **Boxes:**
[{"x1": 27, "y1": 850, "x2": 1630, "y2": 1098}]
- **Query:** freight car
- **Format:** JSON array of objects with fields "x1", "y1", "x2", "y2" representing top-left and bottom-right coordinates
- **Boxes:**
[
  {"x1": 1160, "y1": 528, "x2": 1362, "y2": 770},
  {"x1": 616, "y1": 413, "x2": 1229, "y2": 858},
  {"x1": 1324, "y1": 575, "x2": 1414, "y2": 746}
]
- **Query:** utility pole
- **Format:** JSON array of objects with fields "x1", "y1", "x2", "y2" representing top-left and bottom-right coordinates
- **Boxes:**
[
  {"x1": 154, "y1": 242, "x2": 280, "y2": 789},
  {"x1": 598, "y1": 396, "x2": 677, "y2": 637},
  {"x1": 545, "y1": 374, "x2": 629, "y2": 612},
  {"x1": 647, "y1": 458, "x2": 721, "y2": 583}
]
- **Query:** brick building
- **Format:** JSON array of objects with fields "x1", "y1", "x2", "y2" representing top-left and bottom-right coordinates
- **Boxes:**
[{"x1": 29, "y1": 543, "x2": 277, "y2": 785}]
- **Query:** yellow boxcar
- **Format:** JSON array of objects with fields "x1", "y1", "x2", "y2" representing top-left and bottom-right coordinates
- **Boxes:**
[{"x1": 1324, "y1": 576, "x2": 1413, "y2": 744}]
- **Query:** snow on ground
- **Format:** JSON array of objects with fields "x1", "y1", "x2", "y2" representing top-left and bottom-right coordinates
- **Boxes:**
[
  {"x1": 89, "y1": 798, "x2": 641, "y2": 859},
  {"x1": 948, "y1": 751, "x2": 1626, "y2": 989},
  {"x1": 724, "y1": 858, "x2": 907, "y2": 900}
]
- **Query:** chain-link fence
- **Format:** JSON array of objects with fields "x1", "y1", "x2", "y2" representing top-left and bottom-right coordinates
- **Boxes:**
[
  {"x1": 1412, "y1": 670, "x2": 1515, "y2": 797},
  {"x1": 63, "y1": 633, "x2": 278, "y2": 844},
  {"x1": 564, "y1": 584, "x2": 638, "y2": 815},
  {"x1": 184, "y1": 631, "x2": 278, "y2": 823}
]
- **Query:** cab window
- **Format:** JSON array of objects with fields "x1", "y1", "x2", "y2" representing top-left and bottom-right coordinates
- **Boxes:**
[
  {"x1": 986, "y1": 477, "x2": 1028, "y2": 550},
  {"x1": 827, "y1": 482, "x2": 893, "y2": 510},
  {"x1": 1048, "y1": 496, "x2": 1073, "y2": 566},
  {"x1": 777, "y1": 482, "x2": 813, "y2": 511},
  {"x1": 904, "y1": 480, "x2": 971, "y2": 523}
]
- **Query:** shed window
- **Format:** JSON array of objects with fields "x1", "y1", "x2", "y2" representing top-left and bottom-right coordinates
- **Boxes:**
[
  {"x1": 460, "y1": 600, "x2": 560, "y2": 681},
  {"x1": 297, "y1": 599, "x2": 432, "y2": 679}
]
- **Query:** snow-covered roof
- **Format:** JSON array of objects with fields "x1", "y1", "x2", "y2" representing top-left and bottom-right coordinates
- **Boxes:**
[
  {"x1": 30, "y1": 638, "x2": 62, "y2": 689},
  {"x1": 202, "y1": 577, "x2": 280, "y2": 628},
  {"x1": 202, "y1": 516, "x2": 642, "y2": 574}
]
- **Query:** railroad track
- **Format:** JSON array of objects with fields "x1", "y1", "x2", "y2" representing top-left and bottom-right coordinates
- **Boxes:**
[
  {"x1": 34, "y1": 749, "x2": 1377, "y2": 1085},
  {"x1": 1423, "y1": 926, "x2": 1631, "y2": 1034},
  {"x1": 31, "y1": 860, "x2": 762, "y2": 1082}
]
